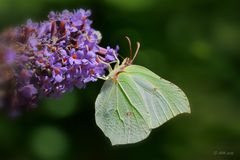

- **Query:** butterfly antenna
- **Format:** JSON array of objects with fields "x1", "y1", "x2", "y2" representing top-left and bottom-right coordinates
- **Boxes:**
[
  {"x1": 125, "y1": 36, "x2": 132, "y2": 60},
  {"x1": 118, "y1": 53, "x2": 124, "y2": 60},
  {"x1": 131, "y1": 42, "x2": 140, "y2": 63}
]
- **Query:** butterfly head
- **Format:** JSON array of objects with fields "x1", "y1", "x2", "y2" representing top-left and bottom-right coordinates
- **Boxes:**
[{"x1": 105, "y1": 37, "x2": 140, "y2": 81}]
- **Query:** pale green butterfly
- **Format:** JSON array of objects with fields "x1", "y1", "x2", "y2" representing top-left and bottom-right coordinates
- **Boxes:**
[{"x1": 95, "y1": 37, "x2": 190, "y2": 145}]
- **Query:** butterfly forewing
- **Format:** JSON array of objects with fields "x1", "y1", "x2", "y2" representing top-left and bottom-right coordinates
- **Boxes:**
[
  {"x1": 124, "y1": 65, "x2": 190, "y2": 128},
  {"x1": 95, "y1": 78, "x2": 150, "y2": 145}
]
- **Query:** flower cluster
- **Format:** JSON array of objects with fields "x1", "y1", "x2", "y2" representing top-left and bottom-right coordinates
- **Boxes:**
[{"x1": 0, "y1": 9, "x2": 119, "y2": 116}]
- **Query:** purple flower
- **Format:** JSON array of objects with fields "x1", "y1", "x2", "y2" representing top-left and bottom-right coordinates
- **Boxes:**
[
  {"x1": 69, "y1": 49, "x2": 82, "y2": 65},
  {"x1": 0, "y1": 9, "x2": 119, "y2": 115},
  {"x1": 18, "y1": 84, "x2": 38, "y2": 98},
  {"x1": 5, "y1": 48, "x2": 16, "y2": 64},
  {"x1": 99, "y1": 46, "x2": 119, "y2": 62},
  {"x1": 52, "y1": 63, "x2": 67, "y2": 83}
]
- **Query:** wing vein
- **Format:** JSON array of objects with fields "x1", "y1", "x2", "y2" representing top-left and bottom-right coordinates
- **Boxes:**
[
  {"x1": 99, "y1": 81, "x2": 114, "y2": 111},
  {"x1": 118, "y1": 83, "x2": 149, "y2": 135},
  {"x1": 134, "y1": 82, "x2": 169, "y2": 122},
  {"x1": 116, "y1": 84, "x2": 125, "y2": 144},
  {"x1": 118, "y1": 81, "x2": 146, "y2": 121},
  {"x1": 128, "y1": 71, "x2": 186, "y2": 115},
  {"x1": 131, "y1": 76, "x2": 171, "y2": 120}
]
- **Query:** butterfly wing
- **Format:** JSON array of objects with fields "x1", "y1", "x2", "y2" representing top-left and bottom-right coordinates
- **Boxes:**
[
  {"x1": 124, "y1": 65, "x2": 190, "y2": 128},
  {"x1": 95, "y1": 64, "x2": 190, "y2": 145},
  {"x1": 95, "y1": 79, "x2": 150, "y2": 145}
]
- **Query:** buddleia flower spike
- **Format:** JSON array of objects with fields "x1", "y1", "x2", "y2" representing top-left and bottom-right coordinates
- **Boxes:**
[{"x1": 0, "y1": 9, "x2": 119, "y2": 116}]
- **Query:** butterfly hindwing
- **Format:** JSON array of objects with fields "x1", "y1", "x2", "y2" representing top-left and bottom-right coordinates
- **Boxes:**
[{"x1": 95, "y1": 78, "x2": 150, "y2": 145}]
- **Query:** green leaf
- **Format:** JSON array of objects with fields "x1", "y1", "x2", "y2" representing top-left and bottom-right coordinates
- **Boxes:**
[{"x1": 95, "y1": 64, "x2": 190, "y2": 145}]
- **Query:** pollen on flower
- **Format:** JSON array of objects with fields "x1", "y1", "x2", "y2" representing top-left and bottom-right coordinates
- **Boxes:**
[
  {"x1": 0, "y1": 9, "x2": 119, "y2": 116},
  {"x1": 89, "y1": 69, "x2": 95, "y2": 75},
  {"x1": 72, "y1": 53, "x2": 77, "y2": 59}
]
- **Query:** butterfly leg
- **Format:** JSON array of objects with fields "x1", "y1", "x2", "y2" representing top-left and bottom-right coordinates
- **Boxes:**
[{"x1": 98, "y1": 76, "x2": 109, "y2": 80}]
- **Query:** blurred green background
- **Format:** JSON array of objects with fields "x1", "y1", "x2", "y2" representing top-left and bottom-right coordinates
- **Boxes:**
[{"x1": 0, "y1": 0, "x2": 240, "y2": 159}]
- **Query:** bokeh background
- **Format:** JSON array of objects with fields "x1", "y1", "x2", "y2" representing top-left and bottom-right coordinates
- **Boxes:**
[{"x1": 0, "y1": 0, "x2": 240, "y2": 159}]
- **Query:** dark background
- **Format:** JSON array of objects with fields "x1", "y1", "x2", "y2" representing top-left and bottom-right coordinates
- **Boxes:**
[{"x1": 0, "y1": 0, "x2": 240, "y2": 159}]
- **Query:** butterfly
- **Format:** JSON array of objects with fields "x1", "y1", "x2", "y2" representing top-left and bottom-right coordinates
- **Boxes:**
[{"x1": 95, "y1": 37, "x2": 190, "y2": 145}]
